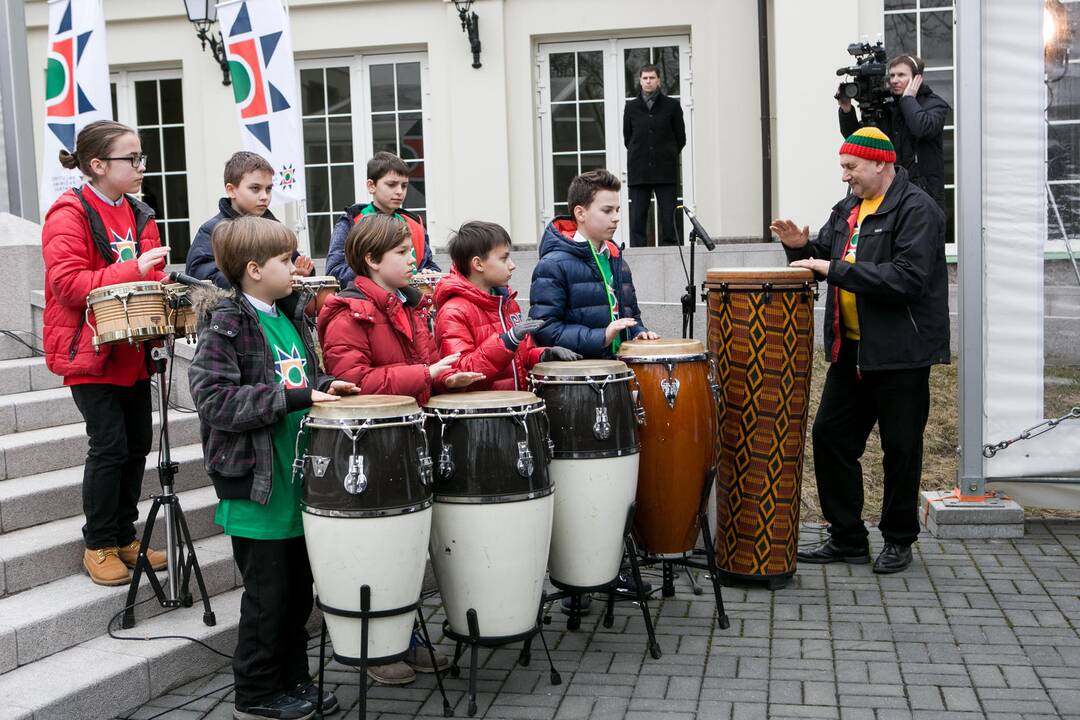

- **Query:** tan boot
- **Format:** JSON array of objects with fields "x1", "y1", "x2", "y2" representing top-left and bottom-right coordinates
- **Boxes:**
[
  {"x1": 117, "y1": 540, "x2": 167, "y2": 571},
  {"x1": 83, "y1": 547, "x2": 130, "y2": 586}
]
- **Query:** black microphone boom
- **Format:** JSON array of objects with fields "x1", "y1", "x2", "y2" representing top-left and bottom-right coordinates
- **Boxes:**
[
  {"x1": 681, "y1": 205, "x2": 716, "y2": 250},
  {"x1": 168, "y1": 271, "x2": 214, "y2": 288}
]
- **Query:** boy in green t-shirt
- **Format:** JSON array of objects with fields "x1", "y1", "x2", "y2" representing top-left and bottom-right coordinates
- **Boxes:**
[{"x1": 189, "y1": 216, "x2": 358, "y2": 720}]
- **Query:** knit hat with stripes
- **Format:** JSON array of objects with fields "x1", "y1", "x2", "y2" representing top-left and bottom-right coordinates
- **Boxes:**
[{"x1": 839, "y1": 127, "x2": 896, "y2": 163}]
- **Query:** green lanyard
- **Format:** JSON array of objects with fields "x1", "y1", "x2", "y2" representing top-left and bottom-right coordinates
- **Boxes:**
[{"x1": 588, "y1": 240, "x2": 619, "y2": 323}]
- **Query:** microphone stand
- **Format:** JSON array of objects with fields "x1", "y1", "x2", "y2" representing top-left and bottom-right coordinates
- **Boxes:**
[{"x1": 681, "y1": 226, "x2": 705, "y2": 340}]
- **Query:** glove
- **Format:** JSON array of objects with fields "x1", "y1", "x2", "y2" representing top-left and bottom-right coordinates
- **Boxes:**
[
  {"x1": 542, "y1": 346, "x2": 582, "y2": 362},
  {"x1": 501, "y1": 319, "x2": 546, "y2": 349}
]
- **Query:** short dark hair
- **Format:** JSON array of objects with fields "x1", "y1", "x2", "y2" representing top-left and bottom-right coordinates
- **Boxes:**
[
  {"x1": 367, "y1": 151, "x2": 411, "y2": 183},
  {"x1": 638, "y1": 63, "x2": 660, "y2": 78},
  {"x1": 211, "y1": 216, "x2": 297, "y2": 288},
  {"x1": 223, "y1": 151, "x2": 274, "y2": 187},
  {"x1": 58, "y1": 120, "x2": 137, "y2": 177},
  {"x1": 888, "y1": 54, "x2": 924, "y2": 75},
  {"x1": 448, "y1": 221, "x2": 512, "y2": 276},
  {"x1": 344, "y1": 213, "x2": 411, "y2": 278},
  {"x1": 567, "y1": 169, "x2": 621, "y2": 214}
]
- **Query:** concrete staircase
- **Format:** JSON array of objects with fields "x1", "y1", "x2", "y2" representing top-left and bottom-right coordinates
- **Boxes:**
[{"x1": 0, "y1": 352, "x2": 242, "y2": 720}]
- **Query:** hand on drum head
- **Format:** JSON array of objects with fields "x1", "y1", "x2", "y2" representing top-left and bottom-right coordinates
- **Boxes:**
[
  {"x1": 293, "y1": 254, "x2": 315, "y2": 277},
  {"x1": 637, "y1": 331, "x2": 661, "y2": 340},
  {"x1": 311, "y1": 389, "x2": 340, "y2": 402},
  {"x1": 604, "y1": 317, "x2": 638, "y2": 346},
  {"x1": 138, "y1": 247, "x2": 170, "y2": 277},
  {"x1": 327, "y1": 380, "x2": 360, "y2": 395},
  {"x1": 768, "y1": 219, "x2": 810, "y2": 249},
  {"x1": 789, "y1": 258, "x2": 831, "y2": 277},
  {"x1": 444, "y1": 372, "x2": 485, "y2": 389},
  {"x1": 541, "y1": 346, "x2": 583, "y2": 362}
]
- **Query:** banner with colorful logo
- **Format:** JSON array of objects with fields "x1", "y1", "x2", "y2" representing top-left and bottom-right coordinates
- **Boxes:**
[
  {"x1": 216, "y1": 0, "x2": 305, "y2": 202},
  {"x1": 40, "y1": 0, "x2": 112, "y2": 212}
]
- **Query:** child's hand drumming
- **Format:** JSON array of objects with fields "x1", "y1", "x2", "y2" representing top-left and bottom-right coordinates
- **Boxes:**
[
  {"x1": 311, "y1": 390, "x2": 340, "y2": 402},
  {"x1": 444, "y1": 372, "x2": 485, "y2": 389},
  {"x1": 327, "y1": 380, "x2": 360, "y2": 395}
]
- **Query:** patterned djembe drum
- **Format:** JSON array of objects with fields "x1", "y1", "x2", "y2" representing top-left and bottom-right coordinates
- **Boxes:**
[{"x1": 703, "y1": 267, "x2": 816, "y2": 588}]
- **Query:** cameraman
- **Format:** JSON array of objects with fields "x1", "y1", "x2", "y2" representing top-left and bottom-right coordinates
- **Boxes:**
[{"x1": 839, "y1": 55, "x2": 950, "y2": 210}]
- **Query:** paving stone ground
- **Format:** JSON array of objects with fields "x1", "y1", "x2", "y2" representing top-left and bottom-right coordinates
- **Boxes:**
[{"x1": 118, "y1": 521, "x2": 1080, "y2": 720}]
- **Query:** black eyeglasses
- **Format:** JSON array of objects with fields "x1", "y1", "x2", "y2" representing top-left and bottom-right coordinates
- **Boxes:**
[{"x1": 102, "y1": 154, "x2": 148, "y2": 170}]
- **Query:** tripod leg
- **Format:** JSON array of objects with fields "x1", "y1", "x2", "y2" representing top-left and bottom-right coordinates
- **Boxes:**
[
  {"x1": 603, "y1": 590, "x2": 615, "y2": 629},
  {"x1": 173, "y1": 498, "x2": 216, "y2": 626},
  {"x1": 466, "y1": 609, "x2": 479, "y2": 717},
  {"x1": 698, "y1": 509, "x2": 730, "y2": 630},
  {"x1": 415, "y1": 608, "x2": 452, "y2": 717},
  {"x1": 316, "y1": 620, "x2": 327, "y2": 718},
  {"x1": 623, "y1": 503, "x2": 661, "y2": 660},
  {"x1": 450, "y1": 639, "x2": 463, "y2": 678},
  {"x1": 122, "y1": 497, "x2": 163, "y2": 629},
  {"x1": 360, "y1": 586, "x2": 370, "y2": 720},
  {"x1": 536, "y1": 604, "x2": 561, "y2": 686}
]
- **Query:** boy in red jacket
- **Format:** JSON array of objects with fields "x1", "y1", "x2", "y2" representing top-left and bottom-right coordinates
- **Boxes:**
[{"x1": 435, "y1": 221, "x2": 580, "y2": 390}]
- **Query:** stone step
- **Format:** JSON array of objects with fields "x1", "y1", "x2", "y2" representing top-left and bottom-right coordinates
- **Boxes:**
[
  {"x1": 0, "y1": 409, "x2": 200, "y2": 481},
  {"x1": 0, "y1": 485, "x2": 221, "y2": 597},
  {"x1": 0, "y1": 586, "x2": 241, "y2": 720},
  {"x1": 0, "y1": 387, "x2": 80, "y2": 435},
  {"x1": 0, "y1": 443, "x2": 209, "y2": 533},
  {"x1": 0, "y1": 533, "x2": 238, "y2": 672},
  {"x1": 0, "y1": 356, "x2": 61, "y2": 396}
]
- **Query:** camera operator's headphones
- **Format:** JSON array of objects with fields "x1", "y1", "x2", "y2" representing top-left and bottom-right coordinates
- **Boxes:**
[{"x1": 902, "y1": 55, "x2": 923, "y2": 75}]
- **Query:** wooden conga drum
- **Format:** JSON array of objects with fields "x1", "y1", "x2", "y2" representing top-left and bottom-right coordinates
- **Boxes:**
[
  {"x1": 618, "y1": 339, "x2": 718, "y2": 556},
  {"x1": 704, "y1": 267, "x2": 816, "y2": 587}
]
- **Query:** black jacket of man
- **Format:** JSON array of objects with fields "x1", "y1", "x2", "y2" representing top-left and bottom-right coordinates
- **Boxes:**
[
  {"x1": 623, "y1": 92, "x2": 686, "y2": 186},
  {"x1": 839, "y1": 83, "x2": 950, "y2": 209},
  {"x1": 783, "y1": 166, "x2": 950, "y2": 372}
]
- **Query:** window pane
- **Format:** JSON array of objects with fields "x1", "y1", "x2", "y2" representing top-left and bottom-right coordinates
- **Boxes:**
[
  {"x1": 944, "y1": 186, "x2": 955, "y2": 246},
  {"x1": 306, "y1": 167, "x2": 330, "y2": 213},
  {"x1": 397, "y1": 62, "x2": 422, "y2": 111},
  {"x1": 371, "y1": 115, "x2": 397, "y2": 154},
  {"x1": 552, "y1": 104, "x2": 577, "y2": 153},
  {"x1": 578, "y1": 51, "x2": 604, "y2": 101},
  {"x1": 884, "y1": 13, "x2": 917, "y2": 58},
  {"x1": 303, "y1": 119, "x2": 327, "y2": 165},
  {"x1": 141, "y1": 175, "x2": 164, "y2": 217},
  {"x1": 159, "y1": 79, "x2": 183, "y2": 124},
  {"x1": 920, "y1": 10, "x2": 953, "y2": 67},
  {"x1": 1066, "y1": 2, "x2": 1080, "y2": 58},
  {"x1": 942, "y1": 128, "x2": 954, "y2": 186},
  {"x1": 165, "y1": 175, "x2": 189, "y2": 219},
  {"x1": 141, "y1": 129, "x2": 162, "y2": 173},
  {"x1": 1048, "y1": 62, "x2": 1080, "y2": 121},
  {"x1": 110, "y1": 83, "x2": 117, "y2": 122},
  {"x1": 553, "y1": 154, "x2": 579, "y2": 205},
  {"x1": 301, "y1": 68, "x2": 325, "y2": 116},
  {"x1": 308, "y1": 214, "x2": 331, "y2": 258},
  {"x1": 167, "y1": 221, "x2": 190, "y2": 264},
  {"x1": 134, "y1": 80, "x2": 159, "y2": 126},
  {"x1": 325, "y1": 66, "x2": 351, "y2": 115},
  {"x1": 922, "y1": 69, "x2": 953, "y2": 113},
  {"x1": 579, "y1": 152, "x2": 606, "y2": 174},
  {"x1": 920, "y1": 0, "x2": 952, "y2": 8},
  {"x1": 654, "y1": 46, "x2": 680, "y2": 96},
  {"x1": 330, "y1": 165, "x2": 355, "y2": 211},
  {"x1": 405, "y1": 161, "x2": 426, "y2": 211},
  {"x1": 1048, "y1": 122, "x2": 1080, "y2": 183},
  {"x1": 369, "y1": 64, "x2": 395, "y2": 112},
  {"x1": 162, "y1": 126, "x2": 186, "y2": 172},
  {"x1": 579, "y1": 102, "x2": 605, "y2": 151},
  {"x1": 549, "y1": 53, "x2": 576, "y2": 103},
  {"x1": 328, "y1": 117, "x2": 353, "y2": 164},
  {"x1": 399, "y1": 112, "x2": 423, "y2": 161},
  {"x1": 624, "y1": 48, "x2": 650, "y2": 98},
  {"x1": 884, "y1": 0, "x2": 915, "y2": 8}
]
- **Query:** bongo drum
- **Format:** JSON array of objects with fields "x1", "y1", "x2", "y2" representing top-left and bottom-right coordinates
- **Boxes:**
[
  {"x1": 409, "y1": 271, "x2": 447, "y2": 297},
  {"x1": 292, "y1": 275, "x2": 340, "y2": 317},
  {"x1": 86, "y1": 281, "x2": 170, "y2": 347},
  {"x1": 424, "y1": 391, "x2": 553, "y2": 639},
  {"x1": 618, "y1": 338, "x2": 718, "y2": 556},
  {"x1": 704, "y1": 267, "x2": 816, "y2": 585},
  {"x1": 163, "y1": 283, "x2": 197, "y2": 341},
  {"x1": 297, "y1": 395, "x2": 433, "y2": 665},
  {"x1": 529, "y1": 360, "x2": 641, "y2": 589}
]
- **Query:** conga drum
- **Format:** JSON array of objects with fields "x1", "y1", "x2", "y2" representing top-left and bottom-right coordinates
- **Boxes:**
[
  {"x1": 424, "y1": 391, "x2": 553, "y2": 639},
  {"x1": 85, "y1": 281, "x2": 171, "y2": 347},
  {"x1": 618, "y1": 339, "x2": 718, "y2": 556},
  {"x1": 529, "y1": 360, "x2": 641, "y2": 589},
  {"x1": 297, "y1": 395, "x2": 433, "y2": 666},
  {"x1": 292, "y1": 275, "x2": 340, "y2": 317},
  {"x1": 704, "y1": 267, "x2": 816, "y2": 586}
]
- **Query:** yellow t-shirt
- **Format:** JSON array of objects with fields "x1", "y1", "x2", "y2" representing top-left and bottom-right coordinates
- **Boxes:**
[{"x1": 839, "y1": 194, "x2": 884, "y2": 340}]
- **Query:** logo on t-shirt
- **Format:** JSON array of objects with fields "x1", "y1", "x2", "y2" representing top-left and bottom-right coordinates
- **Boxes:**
[
  {"x1": 110, "y1": 229, "x2": 138, "y2": 262},
  {"x1": 273, "y1": 343, "x2": 308, "y2": 389}
]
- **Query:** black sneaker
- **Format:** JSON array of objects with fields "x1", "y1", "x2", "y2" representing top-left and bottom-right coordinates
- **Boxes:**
[
  {"x1": 288, "y1": 680, "x2": 339, "y2": 715},
  {"x1": 560, "y1": 594, "x2": 592, "y2": 616},
  {"x1": 615, "y1": 572, "x2": 652, "y2": 595},
  {"x1": 233, "y1": 692, "x2": 316, "y2": 720}
]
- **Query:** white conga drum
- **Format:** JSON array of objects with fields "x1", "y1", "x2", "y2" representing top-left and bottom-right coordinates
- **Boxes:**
[
  {"x1": 297, "y1": 395, "x2": 433, "y2": 666},
  {"x1": 424, "y1": 391, "x2": 554, "y2": 639},
  {"x1": 529, "y1": 360, "x2": 641, "y2": 589}
]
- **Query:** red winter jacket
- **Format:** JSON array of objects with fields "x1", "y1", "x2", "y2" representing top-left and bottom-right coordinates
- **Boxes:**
[
  {"x1": 41, "y1": 188, "x2": 166, "y2": 381},
  {"x1": 433, "y1": 270, "x2": 545, "y2": 391},
  {"x1": 318, "y1": 275, "x2": 447, "y2": 403}
]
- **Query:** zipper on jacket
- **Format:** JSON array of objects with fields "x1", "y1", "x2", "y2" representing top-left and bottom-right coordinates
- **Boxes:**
[{"x1": 498, "y1": 294, "x2": 520, "y2": 390}]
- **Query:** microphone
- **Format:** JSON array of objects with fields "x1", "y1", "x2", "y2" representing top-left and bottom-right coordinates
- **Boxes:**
[
  {"x1": 680, "y1": 205, "x2": 716, "y2": 251},
  {"x1": 168, "y1": 271, "x2": 213, "y2": 288}
]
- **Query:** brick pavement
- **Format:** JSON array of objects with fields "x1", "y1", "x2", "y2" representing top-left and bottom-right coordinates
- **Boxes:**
[{"x1": 118, "y1": 521, "x2": 1080, "y2": 720}]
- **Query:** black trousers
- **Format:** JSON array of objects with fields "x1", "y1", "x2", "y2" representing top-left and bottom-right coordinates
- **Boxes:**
[
  {"x1": 811, "y1": 339, "x2": 931, "y2": 548},
  {"x1": 70, "y1": 380, "x2": 153, "y2": 549},
  {"x1": 629, "y1": 183, "x2": 679, "y2": 247},
  {"x1": 231, "y1": 535, "x2": 314, "y2": 706}
]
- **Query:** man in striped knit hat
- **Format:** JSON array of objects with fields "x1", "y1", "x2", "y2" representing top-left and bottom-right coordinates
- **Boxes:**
[{"x1": 770, "y1": 127, "x2": 949, "y2": 575}]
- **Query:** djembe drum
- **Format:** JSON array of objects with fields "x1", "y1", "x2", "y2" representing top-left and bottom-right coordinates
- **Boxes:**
[{"x1": 704, "y1": 267, "x2": 816, "y2": 588}]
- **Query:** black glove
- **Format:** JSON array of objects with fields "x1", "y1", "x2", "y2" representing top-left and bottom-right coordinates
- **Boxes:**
[
  {"x1": 542, "y1": 346, "x2": 582, "y2": 362},
  {"x1": 500, "y1": 319, "x2": 546, "y2": 349}
]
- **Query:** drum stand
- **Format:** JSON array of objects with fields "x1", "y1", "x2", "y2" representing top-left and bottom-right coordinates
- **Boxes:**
[
  {"x1": 544, "y1": 503, "x2": 663, "y2": 660},
  {"x1": 443, "y1": 598, "x2": 561, "y2": 717},
  {"x1": 636, "y1": 470, "x2": 730, "y2": 631},
  {"x1": 313, "y1": 585, "x2": 453, "y2": 719},
  {"x1": 122, "y1": 338, "x2": 216, "y2": 630}
]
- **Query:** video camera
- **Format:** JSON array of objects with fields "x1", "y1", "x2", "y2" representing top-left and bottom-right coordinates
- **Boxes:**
[{"x1": 836, "y1": 41, "x2": 891, "y2": 126}]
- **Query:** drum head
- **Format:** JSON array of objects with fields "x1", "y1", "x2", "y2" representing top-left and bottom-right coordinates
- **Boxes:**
[
  {"x1": 425, "y1": 390, "x2": 540, "y2": 410},
  {"x1": 309, "y1": 394, "x2": 420, "y2": 420},
  {"x1": 704, "y1": 267, "x2": 815, "y2": 288},
  {"x1": 530, "y1": 359, "x2": 630, "y2": 378},
  {"x1": 618, "y1": 338, "x2": 705, "y2": 359},
  {"x1": 300, "y1": 276, "x2": 340, "y2": 289},
  {"x1": 87, "y1": 281, "x2": 164, "y2": 301}
]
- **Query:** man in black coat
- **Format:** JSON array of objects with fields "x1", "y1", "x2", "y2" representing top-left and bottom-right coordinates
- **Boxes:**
[
  {"x1": 623, "y1": 64, "x2": 685, "y2": 246},
  {"x1": 770, "y1": 127, "x2": 949, "y2": 575}
]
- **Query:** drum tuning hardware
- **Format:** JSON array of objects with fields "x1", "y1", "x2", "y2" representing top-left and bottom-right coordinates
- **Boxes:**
[
  {"x1": 417, "y1": 448, "x2": 434, "y2": 486},
  {"x1": 762, "y1": 282, "x2": 773, "y2": 304},
  {"x1": 343, "y1": 454, "x2": 367, "y2": 494},
  {"x1": 439, "y1": 444, "x2": 455, "y2": 479},
  {"x1": 661, "y1": 362, "x2": 681, "y2": 409},
  {"x1": 593, "y1": 406, "x2": 612, "y2": 440},
  {"x1": 516, "y1": 441, "x2": 534, "y2": 477},
  {"x1": 719, "y1": 282, "x2": 731, "y2": 305},
  {"x1": 310, "y1": 455, "x2": 331, "y2": 477}
]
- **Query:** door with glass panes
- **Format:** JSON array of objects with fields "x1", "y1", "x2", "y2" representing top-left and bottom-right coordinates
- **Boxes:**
[{"x1": 537, "y1": 36, "x2": 692, "y2": 247}]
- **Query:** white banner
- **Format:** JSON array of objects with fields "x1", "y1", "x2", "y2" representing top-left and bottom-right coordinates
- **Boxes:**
[
  {"x1": 39, "y1": 0, "x2": 112, "y2": 213},
  {"x1": 216, "y1": 0, "x2": 306, "y2": 202}
]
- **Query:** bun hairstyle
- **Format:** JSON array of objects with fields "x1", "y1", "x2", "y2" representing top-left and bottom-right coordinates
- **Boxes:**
[{"x1": 57, "y1": 120, "x2": 137, "y2": 177}]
